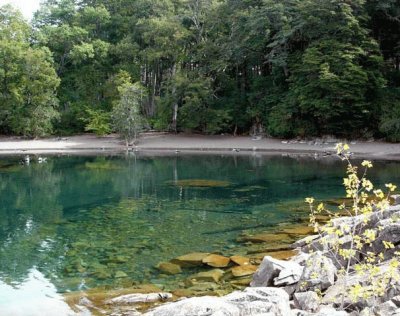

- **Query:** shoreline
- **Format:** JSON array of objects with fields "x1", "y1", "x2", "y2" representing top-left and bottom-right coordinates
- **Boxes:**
[{"x1": 0, "y1": 133, "x2": 399, "y2": 160}]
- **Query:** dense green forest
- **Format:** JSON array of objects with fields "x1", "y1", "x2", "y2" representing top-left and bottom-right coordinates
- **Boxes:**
[{"x1": 0, "y1": 0, "x2": 399, "y2": 139}]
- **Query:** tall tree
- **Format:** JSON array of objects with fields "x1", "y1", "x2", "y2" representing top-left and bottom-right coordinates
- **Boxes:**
[{"x1": 0, "y1": 5, "x2": 60, "y2": 137}]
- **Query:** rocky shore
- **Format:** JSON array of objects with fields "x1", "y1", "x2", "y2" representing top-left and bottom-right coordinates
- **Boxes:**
[{"x1": 67, "y1": 196, "x2": 400, "y2": 316}]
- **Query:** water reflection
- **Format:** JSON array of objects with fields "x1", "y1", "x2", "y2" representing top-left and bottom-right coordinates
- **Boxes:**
[{"x1": 0, "y1": 268, "x2": 80, "y2": 316}]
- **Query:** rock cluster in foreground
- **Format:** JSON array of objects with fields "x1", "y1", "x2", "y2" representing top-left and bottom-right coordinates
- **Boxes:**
[{"x1": 72, "y1": 198, "x2": 400, "y2": 315}]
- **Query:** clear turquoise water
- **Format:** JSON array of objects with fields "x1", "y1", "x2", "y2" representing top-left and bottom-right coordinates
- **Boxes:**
[{"x1": 0, "y1": 153, "x2": 400, "y2": 296}]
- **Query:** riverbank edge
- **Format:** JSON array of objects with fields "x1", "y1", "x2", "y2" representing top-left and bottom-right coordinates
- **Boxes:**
[{"x1": 0, "y1": 133, "x2": 399, "y2": 160}]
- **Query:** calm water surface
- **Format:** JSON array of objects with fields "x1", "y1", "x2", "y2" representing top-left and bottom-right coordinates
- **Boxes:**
[{"x1": 1, "y1": 153, "x2": 400, "y2": 303}]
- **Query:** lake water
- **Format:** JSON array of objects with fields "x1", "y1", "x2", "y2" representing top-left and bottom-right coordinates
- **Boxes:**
[{"x1": 1, "y1": 153, "x2": 400, "y2": 304}]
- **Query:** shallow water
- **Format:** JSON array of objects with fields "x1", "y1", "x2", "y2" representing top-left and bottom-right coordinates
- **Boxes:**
[{"x1": 0, "y1": 153, "x2": 400, "y2": 299}]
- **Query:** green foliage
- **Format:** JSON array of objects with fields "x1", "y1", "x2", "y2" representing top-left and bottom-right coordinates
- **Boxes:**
[
  {"x1": 379, "y1": 88, "x2": 400, "y2": 142},
  {"x1": 0, "y1": 0, "x2": 399, "y2": 138},
  {"x1": 286, "y1": 39, "x2": 385, "y2": 136},
  {"x1": 0, "y1": 5, "x2": 60, "y2": 137},
  {"x1": 83, "y1": 108, "x2": 111, "y2": 136},
  {"x1": 112, "y1": 83, "x2": 147, "y2": 145}
]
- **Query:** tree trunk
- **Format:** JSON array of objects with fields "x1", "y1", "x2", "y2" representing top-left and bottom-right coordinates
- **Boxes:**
[{"x1": 171, "y1": 63, "x2": 178, "y2": 133}]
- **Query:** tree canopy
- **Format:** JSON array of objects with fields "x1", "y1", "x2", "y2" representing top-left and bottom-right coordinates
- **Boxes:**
[{"x1": 0, "y1": 0, "x2": 399, "y2": 139}]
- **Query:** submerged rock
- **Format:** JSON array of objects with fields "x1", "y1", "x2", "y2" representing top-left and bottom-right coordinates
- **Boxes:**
[
  {"x1": 189, "y1": 269, "x2": 225, "y2": 283},
  {"x1": 282, "y1": 226, "x2": 315, "y2": 236},
  {"x1": 241, "y1": 232, "x2": 292, "y2": 243},
  {"x1": 229, "y1": 277, "x2": 253, "y2": 287},
  {"x1": 202, "y1": 254, "x2": 231, "y2": 268},
  {"x1": 115, "y1": 271, "x2": 128, "y2": 278},
  {"x1": 156, "y1": 262, "x2": 182, "y2": 275},
  {"x1": 231, "y1": 265, "x2": 258, "y2": 277},
  {"x1": 230, "y1": 255, "x2": 250, "y2": 266},
  {"x1": 187, "y1": 281, "x2": 219, "y2": 292},
  {"x1": 171, "y1": 252, "x2": 210, "y2": 267}
]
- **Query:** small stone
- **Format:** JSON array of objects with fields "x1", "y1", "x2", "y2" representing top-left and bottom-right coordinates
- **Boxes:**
[
  {"x1": 189, "y1": 269, "x2": 224, "y2": 283},
  {"x1": 230, "y1": 255, "x2": 250, "y2": 266},
  {"x1": 115, "y1": 271, "x2": 128, "y2": 278},
  {"x1": 156, "y1": 262, "x2": 182, "y2": 275},
  {"x1": 172, "y1": 252, "x2": 210, "y2": 267},
  {"x1": 202, "y1": 254, "x2": 230, "y2": 268},
  {"x1": 231, "y1": 265, "x2": 258, "y2": 277},
  {"x1": 294, "y1": 291, "x2": 320, "y2": 312}
]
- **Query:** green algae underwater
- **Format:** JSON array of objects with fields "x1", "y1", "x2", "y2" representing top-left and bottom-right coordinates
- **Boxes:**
[{"x1": 1, "y1": 153, "x2": 400, "y2": 298}]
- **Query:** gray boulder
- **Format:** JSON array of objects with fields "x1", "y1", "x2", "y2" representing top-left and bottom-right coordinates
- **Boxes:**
[
  {"x1": 373, "y1": 223, "x2": 400, "y2": 255},
  {"x1": 322, "y1": 261, "x2": 400, "y2": 309},
  {"x1": 251, "y1": 256, "x2": 303, "y2": 287},
  {"x1": 392, "y1": 309, "x2": 400, "y2": 316},
  {"x1": 359, "y1": 307, "x2": 374, "y2": 316},
  {"x1": 391, "y1": 295, "x2": 400, "y2": 307},
  {"x1": 314, "y1": 307, "x2": 349, "y2": 316},
  {"x1": 106, "y1": 293, "x2": 172, "y2": 305},
  {"x1": 144, "y1": 296, "x2": 239, "y2": 316},
  {"x1": 296, "y1": 252, "x2": 336, "y2": 292},
  {"x1": 374, "y1": 301, "x2": 398, "y2": 316},
  {"x1": 294, "y1": 291, "x2": 320, "y2": 312},
  {"x1": 392, "y1": 195, "x2": 400, "y2": 206},
  {"x1": 291, "y1": 309, "x2": 310, "y2": 316},
  {"x1": 292, "y1": 252, "x2": 311, "y2": 266},
  {"x1": 145, "y1": 287, "x2": 291, "y2": 316},
  {"x1": 224, "y1": 287, "x2": 291, "y2": 315}
]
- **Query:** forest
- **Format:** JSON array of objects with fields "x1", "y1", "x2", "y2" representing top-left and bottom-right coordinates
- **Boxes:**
[{"x1": 0, "y1": 0, "x2": 399, "y2": 140}]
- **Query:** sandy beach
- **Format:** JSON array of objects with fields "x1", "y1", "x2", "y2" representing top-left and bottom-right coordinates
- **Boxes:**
[{"x1": 0, "y1": 133, "x2": 399, "y2": 159}]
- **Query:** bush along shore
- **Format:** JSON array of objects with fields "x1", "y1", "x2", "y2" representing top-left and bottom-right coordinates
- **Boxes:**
[{"x1": 68, "y1": 145, "x2": 400, "y2": 315}]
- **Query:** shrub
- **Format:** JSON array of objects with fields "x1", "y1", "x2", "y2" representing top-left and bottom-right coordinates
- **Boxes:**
[
  {"x1": 305, "y1": 143, "x2": 400, "y2": 310},
  {"x1": 82, "y1": 108, "x2": 111, "y2": 136}
]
